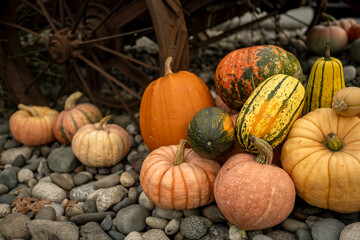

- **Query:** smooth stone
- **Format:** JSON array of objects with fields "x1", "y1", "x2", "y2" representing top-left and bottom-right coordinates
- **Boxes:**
[
  {"x1": 182, "y1": 208, "x2": 202, "y2": 217},
  {"x1": 96, "y1": 185, "x2": 128, "y2": 212},
  {"x1": 296, "y1": 227, "x2": 312, "y2": 240},
  {"x1": 27, "y1": 219, "x2": 79, "y2": 240},
  {"x1": 23, "y1": 161, "x2": 40, "y2": 172},
  {"x1": 305, "y1": 215, "x2": 323, "y2": 229},
  {"x1": 50, "y1": 172, "x2": 75, "y2": 190},
  {"x1": 37, "y1": 158, "x2": 51, "y2": 176},
  {"x1": 100, "y1": 214, "x2": 113, "y2": 231},
  {"x1": 154, "y1": 206, "x2": 183, "y2": 219},
  {"x1": 311, "y1": 218, "x2": 345, "y2": 240},
  {"x1": 108, "y1": 230, "x2": 126, "y2": 240},
  {"x1": 229, "y1": 225, "x2": 243, "y2": 240},
  {"x1": 0, "y1": 167, "x2": 18, "y2": 189},
  {"x1": 83, "y1": 198, "x2": 97, "y2": 213},
  {"x1": 74, "y1": 171, "x2": 93, "y2": 185},
  {"x1": 127, "y1": 187, "x2": 138, "y2": 201},
  {"x1": 266, "y1": 229, "x2": 296, "y2": 240},
  {"x1": 35, "y1": 206, "x2": 57, "y2": 220},
  {"x1": 180, "y1": 215, "x2": 208, "y2": 239},
  {"x1": 98, "y1": 168, "x2": 111, "y2": 175},
  {"x1": 0, "y1": 194, "x2": 15, "y2": 204},
  {"x1": 119, "y1": 171, "x2": 135, "y2": 187},
  {"x1": 114, "y1": 204, "x2": 150, "y2": 235},
  {"x1": 69, "y1": 181, "x2": 96, "y2": 201},
  {"x1": 0, "y1": 183, "x2": 9, "y2": 194},
  {"x1": 17, "y1": 168, "x2": 34, "y2": 183},
  {"x1": 69, "y1": 211, "x2": 116, "y2": 225},
  {"x1": 252, "y1": 235, "x2": 273, "y2": 240},
  {"x1": 12, "y1": 154, "x2": 26, "y2": 167},
  {"x1": 344, "y1": 65, "x2": 357, "y2": 82},
  {"x1": 142, "y1": 229, "x2": 170, "y2": 240},
  {"x1": 340, "y1": 222, "x2": 360, "y2": 240},
  {"x1": 202, "y1": 205, "x2": 226, "y2": 223},
  {"x1": 0, "y1": 213, "x2": 31, "y2": 239},
  {"x1": 93, "y1": 173, "x2": 120, "y2": 190},
  {"x1": 111, "y1": 162, "x2": 125, "y2": 174},
  {"x1": 138, "y1": 191, "x2": 155, "y2": 211},
  {"x1": 4, "y1": 138, "x2": 21, "y2": 149},
  {"x1": 165, "y1": 218, "x2": 181, "y2": 236},
  {"x1": 44, "y1": 202, "x2": 64, "y2": 217},
  {"x1": 124, "y1": 231, "x2": 142, "y2": 240},
  {"x1": 66, "y1": 204, "x2": 85, "y2": 217},
  {"x1": 145, "y1": 216, "x2": 168, "y2": 229},
  {"x1": 80, "y1": 221, "x2": 112, "y2": 240},
  {"x1": 27, "y1": 178, "x2": 37, "y2": 188},
  {"x1": 0, "y1": 203, "x2": 11, "y2": 218},
  {"x1": 0, "y1": 146, "x2": 32, "y2": 165},
  {"x1": 47, "y1": 146, "x2": 80, "y2": 173},
  {"x1": 281, "y1": 218, "x2": 308, "y2": 232},
  {"x1": 112, "y1": 197, "x2": 136, "y2": 213},
  {"x1": 40, "y1": 145, "x2": 51, "y2": 157},
  {"x1": 31, "y1": 181, "x2": 67, "y2": 203},
  {"x1": 201, "y1": 224, "x2": 229, "y2": 240}
]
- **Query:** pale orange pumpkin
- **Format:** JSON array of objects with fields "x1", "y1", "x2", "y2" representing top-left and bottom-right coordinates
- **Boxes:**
[
  {"x1": 140, "y1": 139, "x2": 221, "y2": 210},
  {"x1": 332, "y1": 87, "x2": 360, "y2": 116},
  {"x1": 139, "y1": 57, "x2": 216, "y2": 151},
  {"x1": 281, "y1": 108, "x2": 360, "y2": 213},
  {"x1": 9, "y1": 104, "x2": 59, "y2": 146},
  {"x1": 214, "y1": 137, "x2": 295, "y2": 230},
  {"x1": 53, "y1": 91, "x2": 103, "y2": 144},
  {"x1": 71, "y1": 115, "x2": 131, "y2": 167}
]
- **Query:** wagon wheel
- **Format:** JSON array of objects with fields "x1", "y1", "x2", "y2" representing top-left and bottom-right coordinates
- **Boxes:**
[{"x1": 0, "y1": 0, "x2": 189, "y2": 125}]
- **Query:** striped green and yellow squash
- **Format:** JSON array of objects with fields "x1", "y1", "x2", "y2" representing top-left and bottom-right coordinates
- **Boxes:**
[
  {"x1": 187, "y1": 107, "x2": 234, "y2": 159},
  {"x1": 303, "y1": 42, "x2": 345, "y2": 115},
  {"x1": 235, "y1": 73, "x2": 305, "y2": 153}
]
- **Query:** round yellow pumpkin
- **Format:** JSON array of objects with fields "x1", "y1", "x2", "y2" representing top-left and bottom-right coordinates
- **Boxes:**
[{"x1": 281, "y1": 108, "x2": 360, "y2": 213}]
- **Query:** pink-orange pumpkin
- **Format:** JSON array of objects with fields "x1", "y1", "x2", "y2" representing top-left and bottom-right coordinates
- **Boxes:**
[
  {"x1": 53, "y1": 92, "x2": 102, "y2": 144},
  {"x1": 214, "y1": 137, "x2": 295, "y2": 230}
]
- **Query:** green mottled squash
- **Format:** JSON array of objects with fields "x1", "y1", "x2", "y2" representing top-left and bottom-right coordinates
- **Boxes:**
[
  {"x1": 187, "y1": 107, "x2": 234, "y2": 159},
  {"x1": 215, "y1": 45, "x2": 303, "y2": 110},
  {"x1": 303, "y1": 42, "x2": 345, "y2": 115},
  {"x1": 235, "y1": 72, "x2": 305, "y2": 153}
]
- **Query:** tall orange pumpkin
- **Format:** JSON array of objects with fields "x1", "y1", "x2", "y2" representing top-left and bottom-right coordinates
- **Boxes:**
[{"x1": 139, "y1": 57, "x2": 216, "y2": 151}]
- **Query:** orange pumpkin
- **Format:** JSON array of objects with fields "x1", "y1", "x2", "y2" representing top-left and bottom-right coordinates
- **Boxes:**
[
  {"x1": 140, "y1": 139, "x2": 221, "y2": 210},
  {"x1": 71, "y1": 116, "x2": 131, "y2": 167},
  {"x1": 139, "y1": 57, "x2": 215, "y2": 151},
  {"x1": 214, "y1": 137, "x2": 295, "y2": 230},
  {"x1": 53, "y1": 91, "x2": 102, "y2": 144},
  {"x1": 9, "y1": 104, "x2": 59, "y2": 146}
]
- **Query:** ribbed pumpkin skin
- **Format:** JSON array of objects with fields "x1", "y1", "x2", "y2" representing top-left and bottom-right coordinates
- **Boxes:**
[
  {"x1": 303, "y1": 54, "x2": 345, "y2": 115},
  {"x1": 10, "y1": 105, "x2": 59, "y2": 146},
  {"x1": 235, "y1": 74, "x2": 305, "y2": 153},
  {"x1": 281, "y1": 108, "x2": 360, "y2": 213},
  {"x1": 140, "y1": 144, "x2": 220, "y2": 210},
  {"x1": 140, "y1": 65, "x2": 215, "y2": 151},
  {"x1": 54, "y1": 103, "x2": 102, "y2": 144},
  {"x1": 71, "y1": 120, "x2": 131, "y2": 167},
  {"x1": 187, "y1": 107, "x2": 234, "y2": 159},
  {"x1": 332, "y1": 87, "x2": 360, "y2": 116},
  {"x1": 215, "y1": 45, "x2": 303, "y2": 110}
]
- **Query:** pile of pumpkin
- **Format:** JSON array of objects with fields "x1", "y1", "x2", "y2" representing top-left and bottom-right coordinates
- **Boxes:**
[
  {"x1": 306, "y1": 14, "x2": 360, "y2": 63},
  {"x1": 9, "y1": 91, "x2": 131, "y2": 168},
  {"x1": 138, "y1": 43, "x2": 360, "y2": 233}
]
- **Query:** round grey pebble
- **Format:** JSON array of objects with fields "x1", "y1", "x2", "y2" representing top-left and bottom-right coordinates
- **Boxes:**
[
  {"x1": 229, "y1": 225, "x2": 242, "y2": 240},
  {"x1": 93, "y1": 173, "x2": 120, "y2": 190},
  {"x1": 266, "y1": 229, "x2": 296, "y2": 240},
  {"x1": 0, "y1": 203, "x2": 11, "y2": 218},
  {"x1": 124, "y1": 231, "x2": 142, "y2": 240},
  {"x1": 31, "y1": 181, "x2": 67, "y2": 203},
  {"x1": 109, "y1": 230, "x2": 126, "y2": 240},
  {"x1": 344, "y1": 65, "x2": 357, "y2": 82},
  {"x1": 154, "y1": 206, "x2": 183, "y2": 219},
  {"x1": 138, "y1": 191, "x2": 155, "y2": 211},
  {"x1": 142, "y1": 229, "x2": 170, "y2": 240},
  {"x1": 114, "y1": 204, "x2": 150, "y2": 235},
  {"x1": 35, "y1": 206, "x2": 56, "y2": 220},
  {"x1": 180, "y1": 215, "x2": 208, "y2": 239},
  {"x1": 252, "y1": 234, "x2": 273, "y2": 240},
  {"x1": 120, "y1": 171, "x2": 135, "y2": 187},
  {"x1": 50, "y1": 172, "x2": 74, "y2": 190},
  {"x1": 0, "y1": 213, "x2": 31, "y2": 240},
  {"x1": 340, "y1": 222, "x2": 360, "y2": 240},
  {"x1": 305, "y1": 215, "x2": 323, "y2": 229},
  {"x1": 74, "y1": 172, "x2": 92, "y2": 186},
  {"x1": 296, "y1": 227, "x2": 312, "y2": 240},
  {"x1": 113, "y1": 197, "x2": 136, "y2": 213},
  {"x1": 202, "y1": 205, "x2": 226, "y2": 223},
  {"x1": 165, "y1": 218, "x2": 181, "y2": 235},
  {"x1": 281, "y1": 218, "x2": 308, "y2": 232},
  {"x1": 100, "y1": 214, "x2": 113, "y2": 231},
  {"x1": 0, "y1": 183, "x2": 9, "y2": 195},
  {"x1": 145, "y1": 216, "x2": 168, "y2": 229},
  {"x1": 311, "y1": 218, "x2": 345, "y2": 240},
  {"x1": 80, "y1": 221, "x2": 112, "y2": 240}
]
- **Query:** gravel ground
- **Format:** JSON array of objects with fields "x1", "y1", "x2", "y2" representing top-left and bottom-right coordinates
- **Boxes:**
[{"x1": 0, "y1": 26, "x2": 360, "y2": 240}]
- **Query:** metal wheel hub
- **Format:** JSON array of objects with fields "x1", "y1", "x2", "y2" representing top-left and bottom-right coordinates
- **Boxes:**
[{"x1": 47, "y1": 28, "x2": 79, "y2": 63}]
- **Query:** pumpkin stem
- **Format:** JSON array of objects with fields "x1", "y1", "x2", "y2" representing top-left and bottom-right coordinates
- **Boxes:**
[
  {"x1": 321, "y1": 12, "x2": 337, "y2": 22},
  {"x1": 98, "y1": 115, "x2": 112, "y2": 132},
  {"x1": 174, "y1": 139, "x2": 187, "y2": 165},
  {"x1": 249, "y1": 136, "x2": 273, "y2": 165},
  {"x1": 293, "y1": 68, "x2": 302, "y2": 80},
  {"x1": 18, "y1": 103, "x2": 39, "y2": 116},
  {"x1": 164, "y1": 57, "x2": 173, "y2": 76},
  {"x1": 324, "y1": 41, "x2": 331, "y2": 61},
  {"x1": 65, "y1": 91, "x2": 83, "y2": 110},
  {"x1": 326, "y1": 132, "x2": 343, "y2": 151}
]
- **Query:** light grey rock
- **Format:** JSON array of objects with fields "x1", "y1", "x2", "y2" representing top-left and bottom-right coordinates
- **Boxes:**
[
  {"x1": 296, "y1": 227, "x2": 312, "y2": 240},
  {"x1": 17, "y1": 168, "x2": 34, "y2": 183},
  {"x1": 44, "y1": 202, "x2": 64, "y2": 217},
  {"x1": 344, "y1": 65, "x2": 357, "y2": 82},
  {"x1": 96, "y1": 185, "x2": 128, "y2": 212},
  {"x1": 80, "y1": 221, "x2": 112, "y2": 240},
  {"x1": 138, "y1": 191, "x2": 155, "y2": 211},
  {"x1": 47, "y1": 146, "x2": 80, "y2": 173},
  {"x1": 154, "y1": 206, "x2": 183, "y2": 219},
  {"x1": 27, "y1": 219, "x2": 79, "y2": 240},
  {"x1": 340, "y1": 222, "x2": 360, "y2": 240},
  {"x1": 93, "y1": 173, "x2": 120, "y2": 190},
  {"x1": 311, "y1": 218, "x2": 345, "y2": 240},
  {"x1": 266, "y1": 229, "x2": 296, "y2": 240},
  {"x1": 281, "y1": 218, "x2": 308, "y2": 232},
  {"x1": 0, "y1": 213, "x2": 31, "y2": 240},
  {"x1": 165, "y1": 218, "x2": 181, "y2": 236},
  {"x1": 145, "y1": 216, "x2": 168, "y2": 229},
  {"x1": 69, "y1": 182, "x2": 96, "y2": 201},
  {"x1": 120, "y1": 171, "x2": 135, "y2": 187},
  {"x1": 0, "y1": 203, "x2": 11, "y2": 218},
  {"x1": 114, "y1": 204, "x2": 150, "y2": 235},
  {"x1": 50, "y1": 172, "x2": 75, "y2": 190},
  {"x1": 124, "y1": 231, "x2": 142, "y2": 240},
  {"x1": 0, "y1": 146, "x2": 32, "y2": 165},
  {"x1": 66, "y1": 204, "x2": 85, "y2": 217},
  {"x1": 142, "y1": 229, "x2": 170, "y2": 240},
  {"x1": 31, "y1": 181, "x2": 67, "y2": 203},
  {"x1": 35, "y1": 206, "x2": 57, "y2": 220},
  {"x1": 180, "y1": 215, "x2": 208, "y2": 239},
  {"x1": 202, "y1": 205, "x2": 226, "y2": 223}
]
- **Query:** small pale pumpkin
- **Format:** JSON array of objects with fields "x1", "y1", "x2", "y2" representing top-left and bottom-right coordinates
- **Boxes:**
[
  {"x1": 53, "y1": 91, "x2": 103, "y2": 144},
  {"x1": 9, "y1": 104, "x2": 59, "y2": 146},
  {"x1": 71, "y1": 115, "x2": 131, "y2": 167},
  {"x1": 332, "y1": 87, "x2": 360, "y2": 116},
  {"x1": 214, "y1": 137, "x2": 295, "y2": 230},
  {"x1": 281, "y1": 108, "x2": 360, "y2": 213},
  {"x1": 140, "y1": 139, "x2": 221, "y2": 210}
]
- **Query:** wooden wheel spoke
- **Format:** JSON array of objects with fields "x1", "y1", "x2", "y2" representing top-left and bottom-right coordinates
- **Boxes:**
[
  {"x1": 94, "y1": 44, "x2": 160, "y2": 71},
  {"x1": 70, "y1": 0, "x2": 91, "y2": 34},
  {"x1": 9, "y1": 47, "x2": 47, "y2": 60},
  {"x1": 24, "y1": 59, "x2": 55, "y2": 94},
  {"x1": 72, "y1": 62, "x2": 98, "y2": 105},
  {"x1": 76, "y1": 54, "x2": 141, "y2": 100},
  {"x1": 0, "y1": 20, "x2": 48, "y2": 41},
  {"x1": 59, "y1": 0, "x2": 65, "y2": 28},
  {"x1": 36, "y1": 0, "x2": 58, "y2": 32}
]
